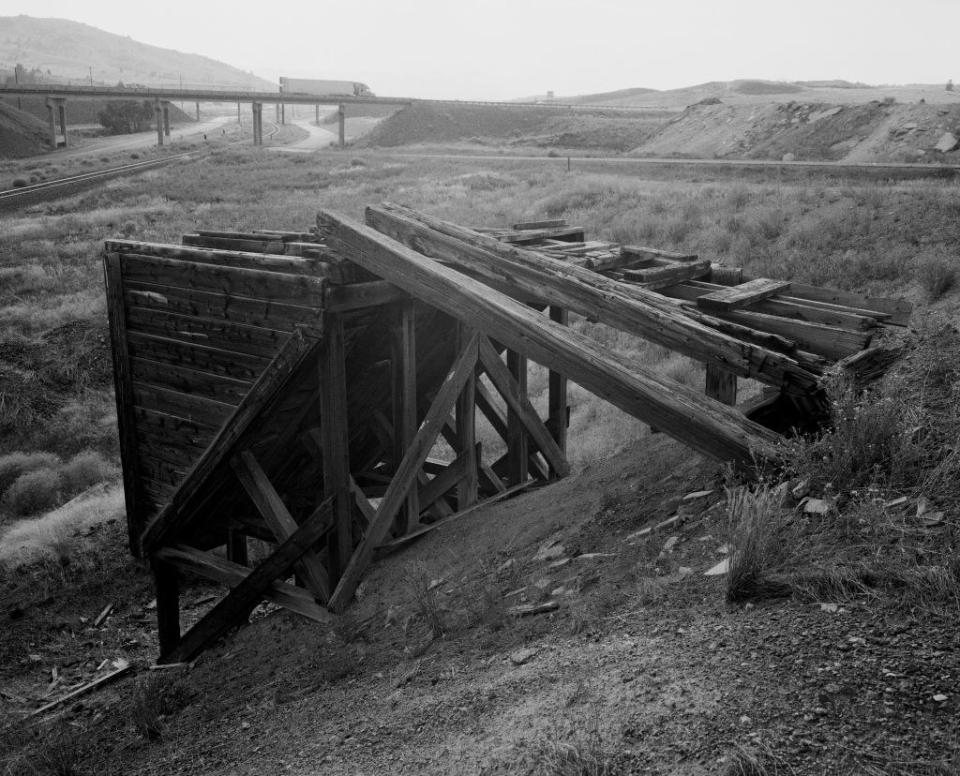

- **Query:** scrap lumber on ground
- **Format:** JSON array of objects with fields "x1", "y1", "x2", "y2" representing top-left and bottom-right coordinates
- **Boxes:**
[{"x1": 101, "y1": 207, "x2": 910, "y2": 663}]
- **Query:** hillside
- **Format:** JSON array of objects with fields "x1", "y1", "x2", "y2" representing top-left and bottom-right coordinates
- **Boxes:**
[
  {"x1": 0, "y1": 100, "x2": 48, "y2": 157},
  {"x1": 0, "y1": 16, "x2": 273, "y2": 89}
]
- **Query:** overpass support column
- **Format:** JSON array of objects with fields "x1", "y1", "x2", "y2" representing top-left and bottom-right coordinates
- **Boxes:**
[
  {"x1": 315, "y1": 103, "x2": 320, "y2": 125},
  {"x1": 280, "y1": 103, "x2": 285, "y2": 124},
  {"x1": 55, "y1": 99, "x2": 68, "y2": 148},
  {"x1": 338, "y1": 103, "x2": 345, "y2": 147},
  {"x1": 275, "y1": 103, "x2": 280, "y2": 122},
  {"x1": 252, "y1": 101, "x2": 263, "y2": 145},
  {"x1": 45, "y1": 98, "x2": 57, "y2": 148},
  {"x1": 154, "y1": 100, "x2": 164, "y2": 147},
  {"x1": 195, "y1": 101, "x2": 200, "y2": 121},
  {"x1": 162, "y1": 102, "x2": 171, "y2": 137}
]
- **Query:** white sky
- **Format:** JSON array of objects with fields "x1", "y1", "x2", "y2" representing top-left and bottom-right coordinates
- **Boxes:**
[{"x1": 2, "y1": 0, "x2": 958, "y2": 100}]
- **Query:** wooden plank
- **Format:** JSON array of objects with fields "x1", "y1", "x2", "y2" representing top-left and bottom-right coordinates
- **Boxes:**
[
  {"x1": 327, "y1": 332, "x2": 481, "y2": 612},
  {"x1": 705, "y1": 364, "x2": 737, "y2": 406},
  {"x1": 623, "y1": 259, "x2": 712, "y2": 287},
  {"x1": 512, "y1": 219, "x2": 567, "y2": 230},
  {"x1": 133, "y1": 383, "x2": 236, "y2": 427},
  {"x1": 320, "y1": 209, "x2": 781, "y2": 466},
  {"x1": 319, "y1": 314, "x2": 353, "y2": 583},
  {"x1": 325, "y1": 281, "x2": 406, "y2": 311},
  {"x1": 456, "y1": 324, "x2": 479, "y2": 510},
  {"x1": 505, "y1": 348, "x2": 528, "y2": 486},
  {"x1": 226, "y1": 529, "x2": 248, "y2": 566},
  {"x1": 135, "y1": 406, "x2": 218, "y2": 442},
  {"x1": 30, "y1": 663, "x2": 134, "y2": 718},
  {"x1": 106, "y1": 239, "x2": 332, "y2": 277},
  {"x1": 419, "y1": 451, "x2": 470, "y2": 508},
  {"x1": 363, "y1": 204, "x2": 817, "y2": 396},
  {"x1": 697, "y1": 279, "x2": 792, "y2": 312},
  {"x1": 155, "y1": 545, "x2": 333, "y2": 624},
  {"x1": 500, "y1": 226, "x2": 585, "y2": 244},
  {"x1": 159, "y1": 499, "x2": 334, "y2": 663},
  {"x1": 124, "y1": 281, "x2": 320, "y2": 331},
  {"x1": 478, "y1": 337, "x2": 569, "y2": 479},
  {"x1": 231, "y1": 450, "x2": 331, "y2": 603},
  {"x1": 182, "y1": 234, "x2": 286, "y2": 254},
  {"x1": 548, "y1": 306, "x2": 569, "y2": 474},
  {"x1": 118, "y1": 253, "x2": 327, "y2": 305},
  {"x1": 152, "y1": 557, "x2": 180, "y2": 657},
  {"x1": 392, "y1": 303, "x2": 419, "y2": 532},
  {"x1": 131, "y1": 358, "x2": 253, "y2": 404},
  {"x1": 622, "y1": 245, "x2": 699, "y2": 263},
  {"x1": 127, "y1": 331, "x2": 271, "y2": 382},
  {"x1": 126, "y1": 307, "x2": 291, "y2": 359},
  {"x1": 103, "y1": 252, "x2": 146, "y2": 555},
  {"x1": 141, "y1": 328, "x2": 324, "y2": 553}
]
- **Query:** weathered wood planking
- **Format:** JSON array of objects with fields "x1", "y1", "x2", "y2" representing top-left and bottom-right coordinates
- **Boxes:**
[
  {"x1": 133, "y1": 383, "x2": 236, "y2": 427},
  {"x1": 106, "y1": 239, "x2": 333, "y2": 277},
  {"x1": 182, "y1": 234, "x2": 287, "y2": 254},
  {"x1": 696, "y1": 279, "x2": 792, "y2": 312},
  {"x1": 320, "y1": 209, "x2": 781, "y2": 466},
  {"x1": 364, "y1": 203, "x2": 817, "y2": 396},
  {"x1": 131, "y1": 358, "x2": 253, "y2": 404},
  {"x1": 124, "y1": 282, "x2": 321, "y2": 331},
  {"x1": 622, "y1": 259, "x2": 712, "y2": 287},
  {"x1": 118, "y1": 253, "x2": 327, "y2": 306},
  {"x1": 125, "y1": 307, "x2": 292, "y2": 359},
  {"x1": 126, "y1": 331, "x2": 271, "y2": 382}
]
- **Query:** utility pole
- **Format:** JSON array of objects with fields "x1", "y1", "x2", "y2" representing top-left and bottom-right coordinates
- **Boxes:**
[{"x1": 88, "y1": 66, "x2": 93, "y2": 86}]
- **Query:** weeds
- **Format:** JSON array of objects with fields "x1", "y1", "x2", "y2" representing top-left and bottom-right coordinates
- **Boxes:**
[
  {"x1": 915, "y1": 254, "x2": 956, "y2": 301},
  {"x1": 130, "y1": 673, "x2": 190, "y2": 742},
  {"x1": 725, "y1": 485, "x2": 791, "y2": 603},
  {"x1": 516, "y1": 723, "x2": 619, "y2": 776},
  {"x1": 404, "y1": 566, "x2": 446, "y2": 640},
  {"x1": 3, "y1": 467, "x2": 62, "y2": 518}
]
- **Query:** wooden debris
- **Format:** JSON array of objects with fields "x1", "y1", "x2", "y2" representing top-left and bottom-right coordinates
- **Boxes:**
[
  {"x1": 508, "y1": 601, "x2": 560, "y2": 617},
  {"x1": 93, "y1": 603, "x2": 114, "y2": 627},
  {"x1": 697, "y1": 278, "x2": 792, "y2": 312},
  {"x1": 30, "y1": 662, "x2": 133, "y2": 717}
]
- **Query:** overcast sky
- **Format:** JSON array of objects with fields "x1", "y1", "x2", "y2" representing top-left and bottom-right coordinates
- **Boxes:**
[{"x1": 3, "y1": 0, "x2": 958, "y2": 99}]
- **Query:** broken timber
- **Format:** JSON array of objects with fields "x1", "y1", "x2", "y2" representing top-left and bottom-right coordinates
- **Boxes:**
[{"x1": 102, "y1": 209, "x2": 909, "y2": 663}]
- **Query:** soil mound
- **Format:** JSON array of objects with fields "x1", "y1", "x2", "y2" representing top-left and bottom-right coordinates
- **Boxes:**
[{"x1": 0, "y1": 100, "x2": 49, "y2": 157}]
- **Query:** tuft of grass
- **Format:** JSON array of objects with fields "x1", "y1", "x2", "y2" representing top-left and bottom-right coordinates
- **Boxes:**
[
  {"x1": 0, "y1": 451, "x2": 61, "y2": 495},
  {"x1": 405, "y1": 566, "x2": 446, "y2": 640},
  {"x1": 60, "y1": 450, "x2": 116, "y2": 494},
  {"x1": 725, "y1": 485, "x2": 791, "y2": 603},
  {"x1": 31, "y1": 721, "x2": 88, "y2": 776},
  {"x1": 523, "y1": 725, "x2": 618, "y2": 776},
  {"x1": 915, "y1": 254, "x2": 956, "y2": 301},
  {"x1": 3, "y1": 467, "x2": 63, "y2": 517},
  {"x1": 130, "y1": 673, "x2": 191, "y2": 742}
]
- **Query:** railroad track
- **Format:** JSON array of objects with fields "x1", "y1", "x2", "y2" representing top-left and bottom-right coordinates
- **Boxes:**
[{"x1": 0, "y1": 151, "x2": 199, "y2": 212}]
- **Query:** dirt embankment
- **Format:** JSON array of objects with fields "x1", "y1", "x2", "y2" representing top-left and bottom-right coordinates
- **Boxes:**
[
  {"x1": 632, "y1": 100, "x2": 960, "y2": 163},
  {"x1": 0, "y1": 100, "x2": 50, "y2": 157},
  {"x1": 357, "y1": 102, "x2": 667, "y2": 152}
]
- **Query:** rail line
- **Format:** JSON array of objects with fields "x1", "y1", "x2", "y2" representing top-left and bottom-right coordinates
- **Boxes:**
[{"x1": 0, "y1": 151, "x2": 200, "y2": 211}]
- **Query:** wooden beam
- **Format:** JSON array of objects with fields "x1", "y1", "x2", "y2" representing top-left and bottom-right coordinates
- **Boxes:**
[
  {"x1": 392, "y1": 303, "x2": 420, "y2": 532},
  {"x1": 231, "y1": 450, "x2": 331, "y2": 602},
  {"x1": 319, "y1": 209, "x2": 781, "y2": 465},
  {"x1": 327, "y1": 332, "x2": 481, "y2": 611},
  {"x1": 547, "y1": 306, "x2": 569, "y2": 474},
  {"x1": 325, "y1": 281, "x2": 406, "y2": 311},
  {"x1": 705, "y1": 364, "x2": 738, "y2": 406},
  {"x1": 159, "y1": 499, "x2": 333, "y2": 663},
  {"x1": 103, "y1": 252, "x2": 146, "y2": 556},
  {"x1": 226, "y1": 529, "x2": 248, "y2": 566},
  {"x1": 141, "y1": 327, "x2": 322, "y2": 554},
  {"x1": 478, "y1": 337, "x2": 569, "y2": 479},
  {"x1": 363, "y1": 203, "x2": 817, "y2": 395},
  {"x1": 456, "y1": 324, "x2": 479, "y2": 509},
  {"x1": 419, "y1": 451, "x2": 470, "y2": 508},
  {"x1": 151, "y1": 557, "x2": 180, "y2": 657},
  {"x1": 622, "y1": 259, "x2": 712, "y2": 288},
  {"x1": 697, "y1": 279, "x2": 792, "y2": 312},
  {"x1": 319, "y1": 313, "x2": 353, "y2": 583},
  {"x1": 155, "y1": 544, "x2": 334, "y2": 624},
  {"x1": 505, "y1": 349, "x2": 528, "y2": 486}
]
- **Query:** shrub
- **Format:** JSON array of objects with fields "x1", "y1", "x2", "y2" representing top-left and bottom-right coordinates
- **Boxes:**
[
  {"x1": 0, "y1": 451, "x2": 61, "y2": 495},
  {"x1": 725, "y1": 485, "x2": 790, "y2": 603},
  {"x1": 60, "y1": 450, "x2": 116, "y2": 494},
  {"x1": 3, "y1": 467, "x2": 63, "y2": 517},
  {"x1": 11, "y1": 177, "x2": 28, "y2": 188},
  {"x1": 130, "y1": 674, "x2": 191, "y2": 742},
  {"x1": 915, "y1": 254, "x2": 956, "y2": 301}
]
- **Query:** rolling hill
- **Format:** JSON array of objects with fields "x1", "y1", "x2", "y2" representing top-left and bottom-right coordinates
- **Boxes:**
[{"x1": 0, "y1": 16, "x2": 273, "y2": 90}]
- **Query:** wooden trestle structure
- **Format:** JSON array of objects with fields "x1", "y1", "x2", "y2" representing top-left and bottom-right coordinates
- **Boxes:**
[{"x1": 102, "y1": 205, "x2": 910, "y2": 662}]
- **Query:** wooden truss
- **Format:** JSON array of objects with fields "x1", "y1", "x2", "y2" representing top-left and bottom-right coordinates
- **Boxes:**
[{"x1": 101, "y1": 210, "x2": 909, "y2": 662}]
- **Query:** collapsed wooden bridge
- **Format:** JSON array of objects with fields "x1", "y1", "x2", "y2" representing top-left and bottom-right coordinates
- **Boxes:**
[{"x1": 102, "y1": 205, "x2": 909, "y2": 662}]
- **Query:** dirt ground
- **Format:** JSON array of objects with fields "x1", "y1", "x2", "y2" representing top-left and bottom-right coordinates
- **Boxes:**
[{"x1": 3, "y1": 429, "x2": 959, "y2": 775}]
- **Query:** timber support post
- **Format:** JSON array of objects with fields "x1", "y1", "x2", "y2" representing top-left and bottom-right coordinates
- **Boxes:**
[
  {"x1": 547, "y1": 306, "x2": 569, "y2": 474},
  {"x1": 391, "y1": 302, "x2": 419, "y2": 533}
]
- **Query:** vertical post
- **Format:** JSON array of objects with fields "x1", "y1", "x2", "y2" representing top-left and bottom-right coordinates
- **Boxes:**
[
  {"x1": 162, "y1": 102, "x2": 171, "y2": 137},
  {"x1": 252, "y1": 102, "x2": 262, "y2": 145},
  {"x1": 237, "y1": 99, "x2": 241, "y2": 124},
  {"x1": 275, "y1": 103, "x2": 280, "y2": 122},
  {"x1": 705, "y1": 364, "x2": 738, "y2": 406},
  {"x1": 391, "y1": 302, "x2": 419, "y2": 533},
  {"x1": 506, "y1": 350, "x2": 528, "y2": 485},
  {"x1": 281, "y1": 103, "x2": 285, "y2": 124},
  {"x1": 226, "y1": 529, "x2": 248, "y2": 565},
  {"x1": 456, "y1": 324, "x2": 478, "y2": 509},
  {"x1": 152, "y1": 558, "x2": 180, "y2": 658},
  {"x1": 338, "y1": 104, "x2": 345, "y2": 147},
  {"x1": 45, "y1": 98, "x2": 57, "y2": 148},
  {"x1": 547, "y1": 306, "x2": 569, "y2": 476},
  {"x1": 154, "y1": 99, "x2": 164, "y2": 147},
  {"x1": 104, "y1": 252, "x2": 145, "y2": 555},
  {"x1": 56, "y1": 99, "x2": 67, "y2": 148},
  {"x1": 195, "y1": 101, "x2": 200, "y2": 121},
  {"x1": 320, "y1": 314, "x2": 352, "y2": 584},
  {"x1": 315, "y1": 103, "x2": 320, "y2": 125}
]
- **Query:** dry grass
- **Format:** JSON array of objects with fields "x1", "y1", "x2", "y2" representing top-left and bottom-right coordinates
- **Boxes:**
[{"x1": 725, "y1": 485, "x2": 792, "y2": 603}]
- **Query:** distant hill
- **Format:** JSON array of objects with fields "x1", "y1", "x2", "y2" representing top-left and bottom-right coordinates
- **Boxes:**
[{"x1": 0, "y1": 16, "x2": 274, "y2": 90}]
